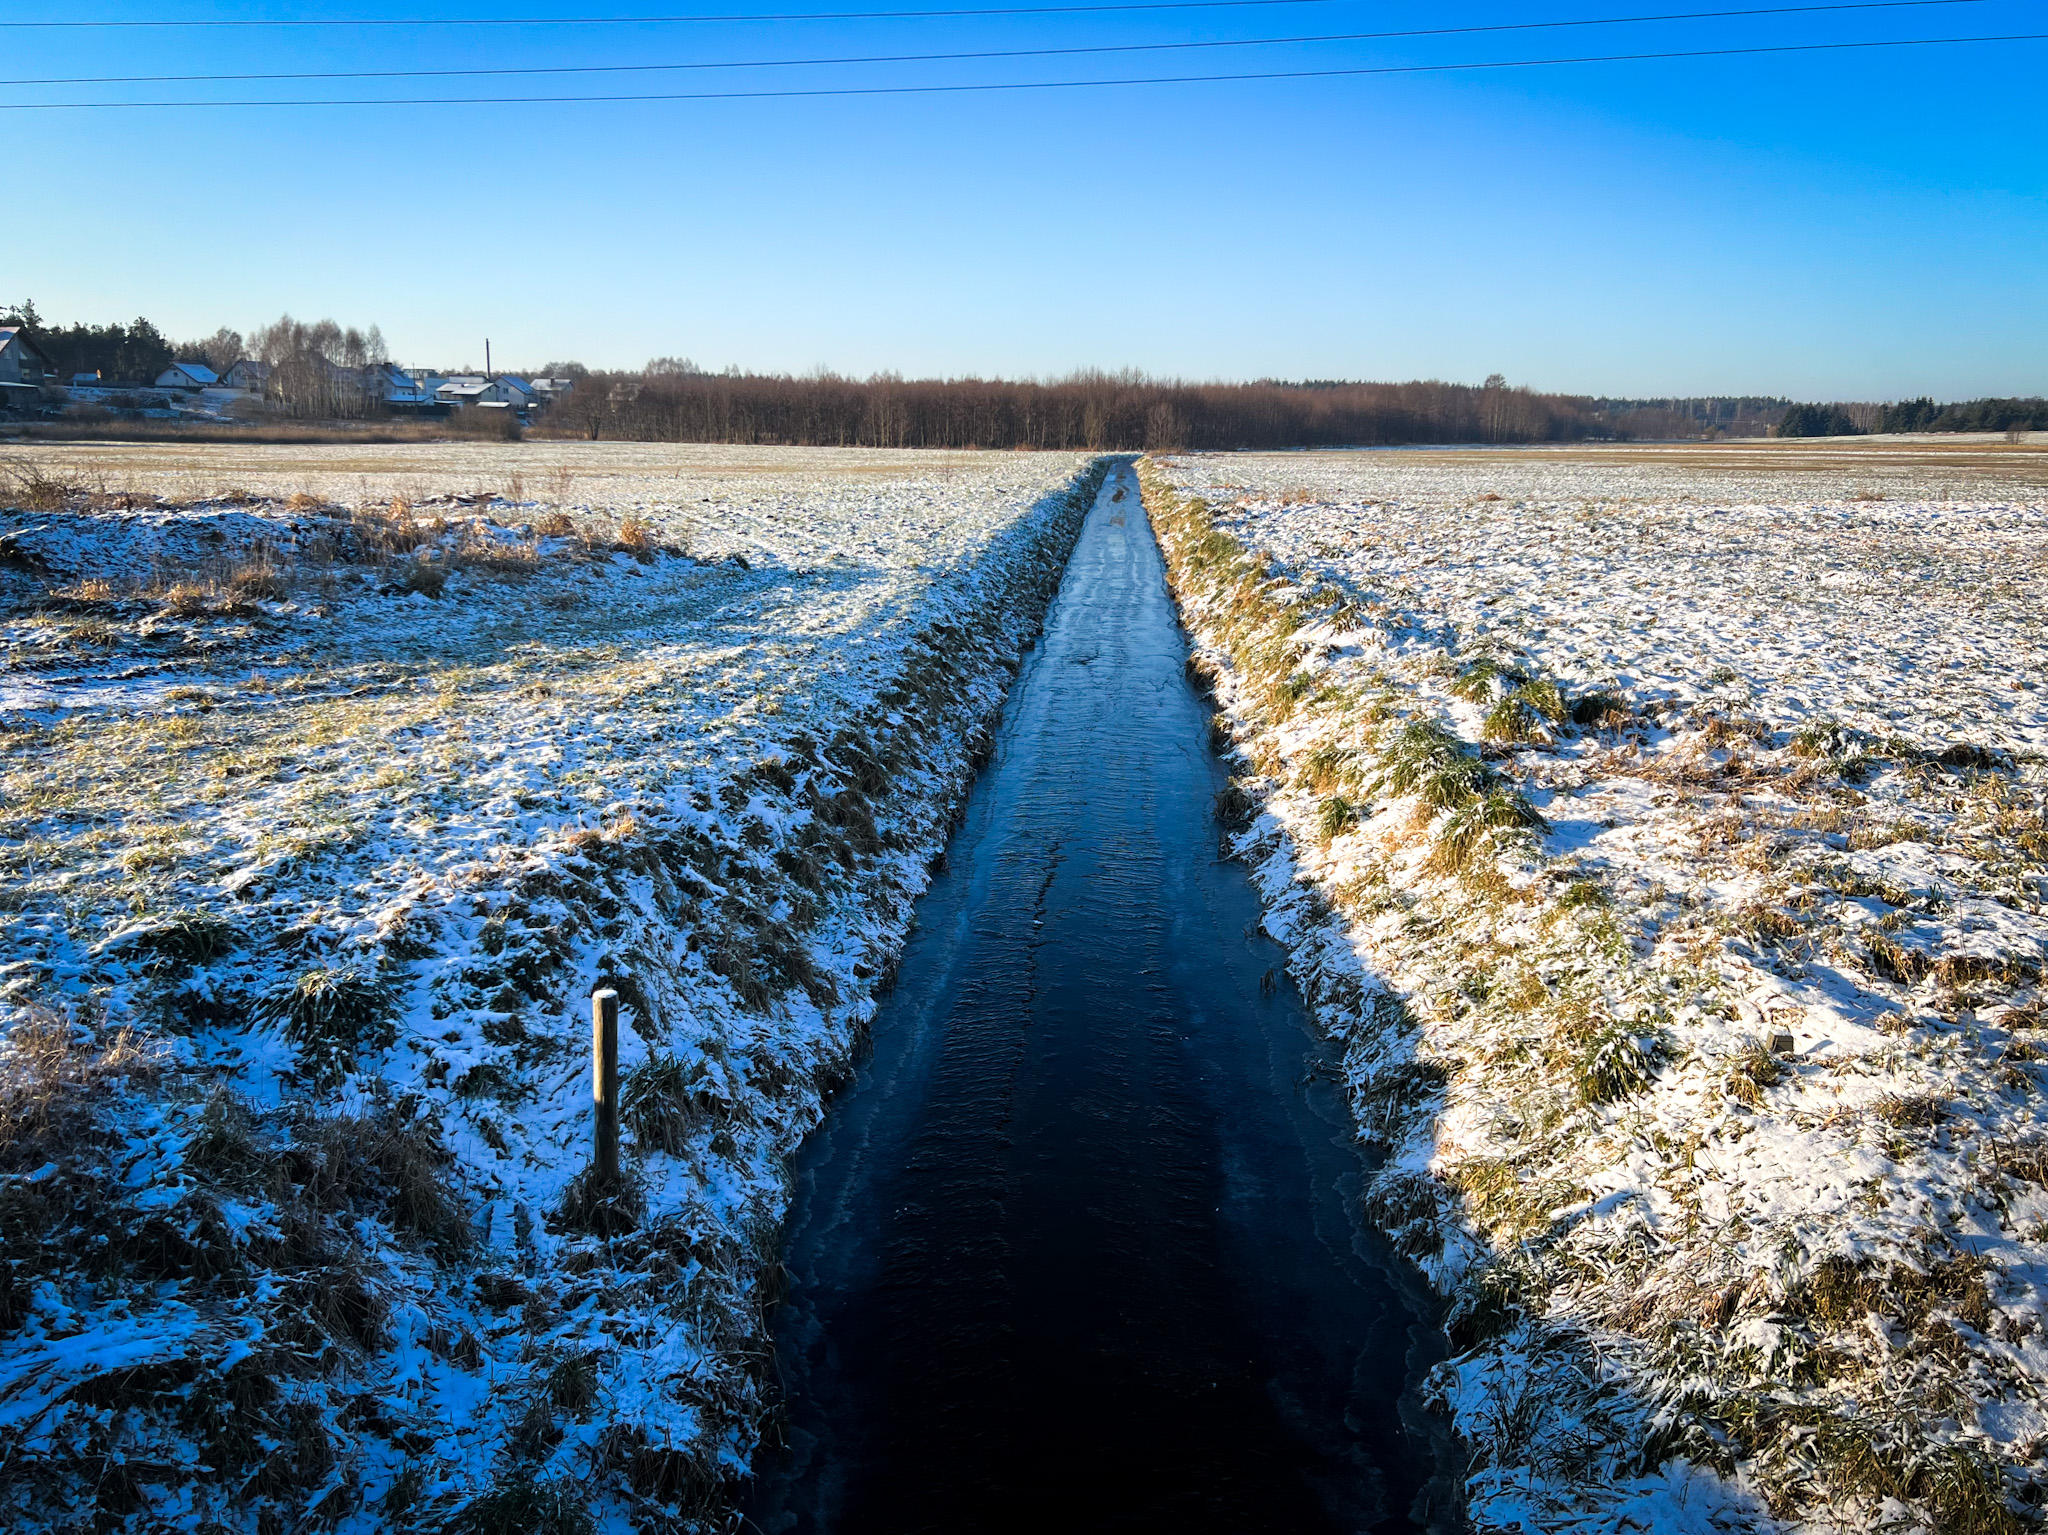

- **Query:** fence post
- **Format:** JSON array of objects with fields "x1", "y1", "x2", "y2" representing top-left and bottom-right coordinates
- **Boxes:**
[{"x1": 592, "y1": 988, "x2": 619, "y2": 1180}]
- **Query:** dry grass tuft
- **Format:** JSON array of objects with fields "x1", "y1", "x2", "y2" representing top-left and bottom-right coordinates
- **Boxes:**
[
  {"x1": 1, "y1": 460, "x2": 75, "y2": 513},
  {"x1": 227, "y1": 562, "x2": 288, "y2": 602},
  {"x1": 1481, "y1": 679, "x2": 1568, "y2": 744},
  {"x1": 1214, "y1": 780, "x2": 1259, "y2": 832},
  {"x1": 1873, "y1": 1090, "x2": 1950, "y2": 1128},
  {"x1": 1, "y1": 1007, "x2": 161, "y2": 1148},
  {"x1": 1725, "y1": 1035, "x2": 1784, "y2": 1107},
  {"x1": 451, "y1": 1471, "x2": 594, "y2": 1535},
  {"x1": 56, "y1": 577, "x2": 120, "y2": 608},
  {"x1": 251, "y1": 967, "x2": 397, "y2": 1086},
  {"x1": 621, "y1": 1054, "x2": 712, "y2": 1155},
  {"x1": 553, "y1": 1163, "x2": 644, "y2": 1237},
  {"x1": 397, "y1": 560, "x2": 448, "y2": 600},
  {"x1": 158, "y1": 581, "x2": 216, "y2": 619},
  {"x1": 1569, "y1": 689, "x2": 1634, "y2": 729}
]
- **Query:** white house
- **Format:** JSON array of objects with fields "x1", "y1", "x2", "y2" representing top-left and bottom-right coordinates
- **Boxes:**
[
  {"x1": 435, "y1": 375, "x2": 533, "y2": 411},
  {"x1": 221, "y1": 359, "x2": 269, "y2": 392},
  {"x1": 529, "y1": 377, "x2": 576, "y2": 408},
  {"x1": 366, "y1": 362, "x2": 427, "y2": 407},
  {"x1": 70, "y1": 371, "x2": 101, "y2": 388},
  {"x1": 155, "y1": 362, "x2": 219, "y2": 390},
  {"x1": 435, "y1": 375, "x2": 492, "y2": 408},
  {"x1": 0, "y1": 327, "x2": 53, "y2": 398}
]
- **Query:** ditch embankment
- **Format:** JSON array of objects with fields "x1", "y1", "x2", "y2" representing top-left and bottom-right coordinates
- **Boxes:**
[
  {"x1": 0, "y1": 449, "x2": 1107, "y2": 1533},
  {"x1": 1140, "y1": 450, "x2": 2048, "y2": 1535}
]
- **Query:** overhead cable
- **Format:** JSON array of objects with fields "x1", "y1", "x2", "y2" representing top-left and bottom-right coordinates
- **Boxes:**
[
  {"x1": 0, "y1": 0, "x2": 1534, "y2": 29},
  {"x1": 0, "y1": 31, "x2": 2037, "y2": 106},
  {"x1": 4, "y1": 0, "x2": 2007, "y2": 23},
  {"x1": 0, "y1": 0, "x2": 2010, "y2": 85}
]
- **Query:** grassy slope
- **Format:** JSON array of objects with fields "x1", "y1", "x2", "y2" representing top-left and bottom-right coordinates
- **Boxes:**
[
  {"x1": 1141, "y1": 451, "x2": 2048, "y2": 1535},
  {"x1": 0, "y1": 448, "x2": 1109, "y2": 1533}
]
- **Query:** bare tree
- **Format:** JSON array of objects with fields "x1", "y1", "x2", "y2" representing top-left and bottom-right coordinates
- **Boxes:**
[
  {"x1": 193, "y1": 327, "x2": 245, "y2": 373},
  {"x1": 248, "y1": 314, "x2": 388, "y2": 419},
  {"x1": 1480, "y1": 373, "x2": 1510, "y2": 443}
]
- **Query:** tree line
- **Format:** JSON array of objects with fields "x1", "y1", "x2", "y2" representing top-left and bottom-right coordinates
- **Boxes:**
[
  {"x1": 543, "y1": 367, "x2": 1610, "y2": 449},
  {"x1": 8, "y1": 298, "x2": 2037, "y2": 445},
  {"x1": 1, "y1": 303, "x2": 183, "y2": 385},
  {"x1": 1869, "y1": 396, "x2": 2048, "y2": 434},
  {"x1": 1592, "y1": 396, "x2": 1791, "y2": 440},
  {"x1": 1778, "y1": 396, "x2": 2048, "y2": 437}
]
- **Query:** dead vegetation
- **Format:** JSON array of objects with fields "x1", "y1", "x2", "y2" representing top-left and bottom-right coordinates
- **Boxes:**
[
  {"x1": 1139, "y1": 454, "x2": 2048, "y2": 1535},
  {"x1": 0, "y1": 449, "x2": 1112, "y2": 1533},
  {"x1": 0, "y1": 1004, "x2": 160, "y2": 1149},
  {"x1": 0, "y1": 1029, "x2": 473, "y2": 1530},
  {"x1": 0, "y1": 480, "x2": 689, "y2": 633}
]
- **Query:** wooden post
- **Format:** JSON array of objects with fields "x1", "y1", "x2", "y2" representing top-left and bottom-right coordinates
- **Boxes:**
[{"x1": 592, "y1": 988, "x2": 619, "y2": 1180}]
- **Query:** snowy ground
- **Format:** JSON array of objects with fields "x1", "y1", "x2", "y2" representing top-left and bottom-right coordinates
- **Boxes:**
[
  {"x1": 1144, "y1": 443, "x2": 2048, "y2": 1535},
  {"x1": 0, "y1": 442, "x2": 1106, "y2": 1532},
  {"x1": 43, "y1": 383, "x2": 257, "y2": 423}
]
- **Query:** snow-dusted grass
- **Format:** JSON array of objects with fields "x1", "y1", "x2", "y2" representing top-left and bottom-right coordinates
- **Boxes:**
[
  {"x1": 1144, "y1": 444, "x2": 2048, "y2": 1535},
  {"x1": 0, "y1": 437, "x2": 1047, "y2": 515},
  {"x1": 0, "y1": 443, "x2": 1107, "y2": 1533}
]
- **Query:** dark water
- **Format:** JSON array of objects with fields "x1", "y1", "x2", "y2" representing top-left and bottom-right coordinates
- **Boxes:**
[{"x1": 744, "y1": 461, "x2": 1458, "y2": 1535}]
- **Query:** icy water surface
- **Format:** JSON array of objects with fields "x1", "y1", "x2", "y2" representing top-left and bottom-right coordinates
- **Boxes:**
[{"x1": 745, "y1": 462, "x2": 1458, "y2": 1534}]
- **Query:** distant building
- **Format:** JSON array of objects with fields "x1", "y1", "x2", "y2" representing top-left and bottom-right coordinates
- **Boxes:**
[
  {"x1": 435, "y1": 375, "x2": 533, "y2": 411},
  {"x1": 70, "y1": 371, "x2": 102, "y2": 388},
  {"x1": 155, "y1": 362, "x2": 219, "y2": 390},
  {"x1": 221, "y1": 359, "x2": 270, "y2": 392},
  {"x1": 435, "y1": 375, "x2": 491, "y2": 408},
  {"x1": 366, "y1": 362, "x2": 428, "y2": 408},
  {"x1": 529, "y1": 377, "x2": 577, "y2": 408},
  {"x1": 0, "y1": 327, "x2": 54, "y2": 401}
]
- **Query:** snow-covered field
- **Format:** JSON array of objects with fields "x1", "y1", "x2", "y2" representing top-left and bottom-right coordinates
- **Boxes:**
[
  {"x1": 1144, "y1": 443, "x2": 2048, "y2": 1535},
  {"x1": 0, "y1": 442, "x2": 1106, "y2": 1532}
]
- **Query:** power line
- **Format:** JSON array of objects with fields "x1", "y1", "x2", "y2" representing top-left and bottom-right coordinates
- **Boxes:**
[
  {"x1": 0, "y1": 30, "x2": 2034, "y2": 105},
  {"x1": 0, "y1": 0, "x2": 2005, "y2": 86},
  {"x1": 0, "y1": 0, "x2": 1529, "y2": 30}
]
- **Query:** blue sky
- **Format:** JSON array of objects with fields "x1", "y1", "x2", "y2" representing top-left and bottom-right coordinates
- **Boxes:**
[{"x1": 4, "y1": 0, "x2": 2043, "y2": 396}]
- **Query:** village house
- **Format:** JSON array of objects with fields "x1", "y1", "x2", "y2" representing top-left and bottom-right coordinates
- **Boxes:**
[
  {"x1": 221, "y1": 359, "x2": 270, "y2": 392},
  {"x1": 154, "y1": 361, "x2": 219, "y2": 391},
  {"x1": 369, "y1": 362, "x2": 428, "y2": 408},
  {"x1": 0, "y1": 326, "x2": 54, "y2": 404},
  {"x1": 433, "y1": 375, "x2": 492, "y2": 408},
  {"x1": 434, "y1": 374, "x2": 536, "y2": 411}
]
